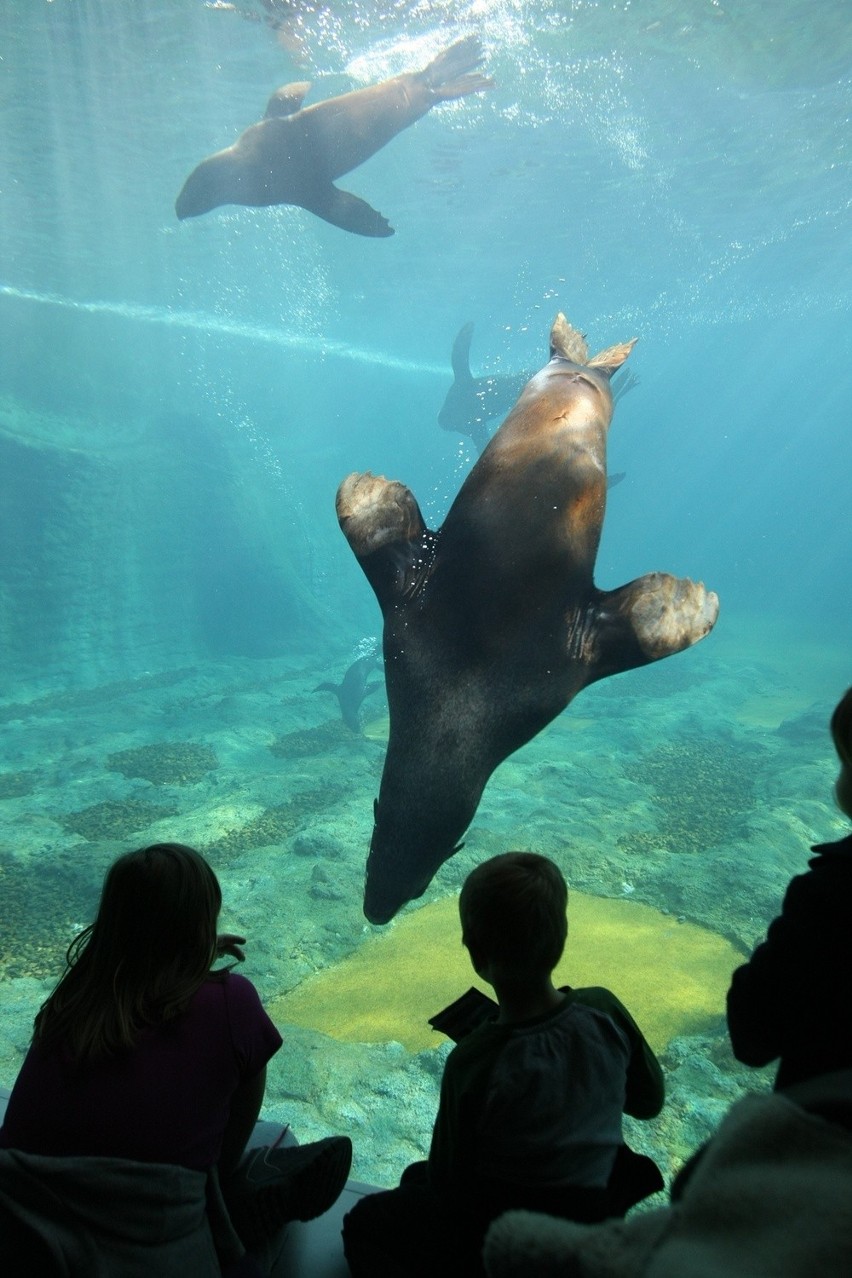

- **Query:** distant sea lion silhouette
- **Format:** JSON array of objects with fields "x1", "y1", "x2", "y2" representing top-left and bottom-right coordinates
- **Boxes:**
[
  {"x1": 175, "y1": 36, "x2": 492, "y2": 235},
  {"x1": 337, "y1": 313, "x2": 719, "y2": 924},
  {"x1": 314, "y1": 647, "x2": 382, "y2": 734},
  {"x1": 438, "y1": 321, "x2": 640, "y2": 454}
]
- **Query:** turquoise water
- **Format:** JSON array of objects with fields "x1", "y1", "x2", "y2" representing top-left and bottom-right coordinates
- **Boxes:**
[{"x1": 1, "y1": 0, "x2": 850, "y2": 1186}]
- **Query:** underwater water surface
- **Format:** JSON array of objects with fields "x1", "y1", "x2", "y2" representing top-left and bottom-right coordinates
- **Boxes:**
[{"x1": 1, "y1": 0, "x2": 850, "y2": 1186}]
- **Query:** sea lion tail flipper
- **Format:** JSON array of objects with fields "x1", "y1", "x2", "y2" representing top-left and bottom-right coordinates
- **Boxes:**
[
  {"x1": 451, "y1": 322, "x2": 475, "y2": 380},
  {"x1": 421, "y1": 36, "x2": 494, "y2": 101},
  {"x1": 264, "y1": 81, "x2": 311, "y2": 118},
  {"x1": 305, "y1": 185, "x2": 394, "y2": 238},
  {"x1": 586, "y1": 573, "x2": 719, "y2": 679},
  {"x1": 336, "y1": 472, "x2": 432, "y2": 611}
]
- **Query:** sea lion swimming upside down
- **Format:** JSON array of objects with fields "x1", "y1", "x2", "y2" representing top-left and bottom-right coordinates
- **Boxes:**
[
  {"x1": 336, "y1": 314, "x2": 720, "y2": 924},
  {"x1": 175, "y1": 35, "x2": 492, "y2": 235}
]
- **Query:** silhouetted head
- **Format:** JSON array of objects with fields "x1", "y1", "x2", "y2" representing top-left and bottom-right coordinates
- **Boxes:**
[
  {"x1": 459, "y1": 851, "x2": 567, "y2": 980},
  {"x1": 89, "y1": 842, "x2": 221, "y2": 970},
  {"x1": 35, "y1": 843, "x2": 222, "y2": 1059},
  {"x1": 831, "y1": 687, "x2": 852, "y2": 819}
]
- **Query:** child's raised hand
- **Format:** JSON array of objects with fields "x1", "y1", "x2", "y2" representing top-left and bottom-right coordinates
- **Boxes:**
[{"x1": 216, "y1": 933, "x2": 247, "y2": 963}]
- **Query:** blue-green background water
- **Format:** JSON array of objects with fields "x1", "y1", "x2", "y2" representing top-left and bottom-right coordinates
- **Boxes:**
[{"x1": 1, "y1": 0, "x2": 850, "y2": 1185}]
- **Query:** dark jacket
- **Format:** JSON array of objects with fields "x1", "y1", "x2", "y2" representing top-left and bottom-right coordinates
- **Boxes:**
[{"x1": 727, "y1": 832, "x2": 852, "y2": 1089}]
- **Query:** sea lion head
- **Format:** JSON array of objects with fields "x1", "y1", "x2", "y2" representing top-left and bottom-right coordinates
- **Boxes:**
[
  {"x1": 176, "y1": 147, "x2": 240, "y2": 219},
  {"x1": 363, "y1": 797, "x2": 466, "y2": 925}
]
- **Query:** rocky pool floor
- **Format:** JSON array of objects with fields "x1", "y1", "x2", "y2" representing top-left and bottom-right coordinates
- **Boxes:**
[{"x1": 0, "y1": 612, "x2": 847, "y2": 1187}]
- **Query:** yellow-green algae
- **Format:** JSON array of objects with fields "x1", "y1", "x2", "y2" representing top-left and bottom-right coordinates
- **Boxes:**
[{"x1": 271, "y1": 891, "x2": 744, "y2": 1054}]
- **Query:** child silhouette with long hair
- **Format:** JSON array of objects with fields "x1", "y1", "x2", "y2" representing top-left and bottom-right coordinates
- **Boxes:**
[{"x1": 0, "y1": 842, "x2": 350, "y2": 1262}]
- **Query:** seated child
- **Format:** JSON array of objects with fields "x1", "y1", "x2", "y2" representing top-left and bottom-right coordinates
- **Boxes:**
[
  {"x1": 0, "y1": 842, "x2": 351, "y2": 1269},
  {"x1": 727, "y1": 687, "x2": 852, "y2": 1089},
  {"x1": 342, "y1": 851, "x2": 664, "y2": 1277}
]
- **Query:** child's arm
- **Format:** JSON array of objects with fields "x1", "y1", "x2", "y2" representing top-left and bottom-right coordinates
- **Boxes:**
[
  {"x1": 623, "y1": 1028, "x2": 665, "y2": 1119},
  {"x1": 572, "y1": 987, "x2": 664, "y2": 1118}
]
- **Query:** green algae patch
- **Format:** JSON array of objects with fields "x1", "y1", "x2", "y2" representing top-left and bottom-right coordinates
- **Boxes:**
[
  {"x1": 0, "y1": 852, "x2": 96, "y2": 980},
  {"x1": 201, "y1": 784, "x2": 348, "y2": 860},
  {"x1": 269, "y1": 721, "x2": 356, "y2": 757},
  {"x1": 107, "y1": 742, "x2": 218, "y2": 786},
  {"x1": 271, "y1": 891, "x2": 743, "y2": 1054},
  {"x1": 0, "y1": 770, "x2": 38, "y2": 800},
  {"x1": 58, "y1": 798, "x2": 177, "y2": 841},
  {"x1": 619, "y1": 736, "x2": 761, "y2": 854}
]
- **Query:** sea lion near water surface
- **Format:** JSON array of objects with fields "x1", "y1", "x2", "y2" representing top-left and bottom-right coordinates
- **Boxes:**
[
  {"x1": 337, "y1": 313, "x2": 719, "y2": 924},
  {"x1": 175, "y1": 36, "x2": 492, "y2": 235}
]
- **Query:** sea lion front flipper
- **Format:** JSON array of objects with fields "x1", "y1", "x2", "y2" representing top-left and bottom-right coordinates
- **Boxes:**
[
  {"x1": 264, "y1": 81, "x2": 311, "y2": 118},
  {"x1": 336, "y1": 472, "x2": 433, "y2": 611},
  {"x1": 304, "y1": 185, "x2": 394, "y2": 238},
  {"x1": 420, "y1": 36, "x2": 494, "y2": 101},
  {"x1": 586, "y1": 572, "x2": 719, "y2": 681}
]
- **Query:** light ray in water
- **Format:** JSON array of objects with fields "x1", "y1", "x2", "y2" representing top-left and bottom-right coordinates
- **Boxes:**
[{"x1": 0, "y1": 283, "x2": 446, "y2": 377}]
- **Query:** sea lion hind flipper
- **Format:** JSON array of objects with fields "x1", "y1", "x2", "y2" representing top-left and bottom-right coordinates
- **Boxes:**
[
  {"x1": 336, "y1": 472, "x2": 432, "y2": 610},
  {"x1": 421, "y1": 36, "x2": 494, "y2": 101},
  {"x1": 264, "y1": 81, "x2": 311, "y2": 118},
  {"x1": 589, "y1": 339, "x2": 638, "y2": 377},
  {"x1": 304, "y1": 185, "x2": 394, "y2": 237},
  {"x1": 550, "y1": 314, "x2": 590, "y2": 364},
  {"x1": 586, "y1": 573, "x2": 719, "y2": 680},
  {"x1": 549, "y1": 314, "x2": 637, "y2": 375}
]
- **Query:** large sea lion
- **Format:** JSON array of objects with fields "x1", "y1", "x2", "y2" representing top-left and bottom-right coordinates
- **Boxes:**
[
  {"x1": 337, "y1": 314, "x2": 719, "y2": 924},
  {"x1": 175, "y1": 36, "x2": 492, "y2": 235}
]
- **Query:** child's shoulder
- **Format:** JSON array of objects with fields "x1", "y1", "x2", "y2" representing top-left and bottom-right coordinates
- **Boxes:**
[
  {"x1": 201, "y1": 968, "x2": 263, "y2": 1006},
  {"x1": 564, "y1": 985, "x2": 645, "y2": 1038},
  {"x1": 564, "y1": 985, "x2": 621, "y2": 1008}
]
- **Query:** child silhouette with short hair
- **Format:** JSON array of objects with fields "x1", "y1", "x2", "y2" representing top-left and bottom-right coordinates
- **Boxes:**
[{"x1": 343, "y1": 851, "x2": 664, "y2": 1277}]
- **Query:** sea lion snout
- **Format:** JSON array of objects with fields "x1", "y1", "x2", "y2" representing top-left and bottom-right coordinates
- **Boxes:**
[{"x1": 175, "y1": 154, "x2": 225, "y2": 219}]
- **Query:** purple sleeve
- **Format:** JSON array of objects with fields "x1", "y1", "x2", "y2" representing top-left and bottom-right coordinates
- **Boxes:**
[{"x1": 223, "y1": 972, "x2": 283, "y2": 1078}]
